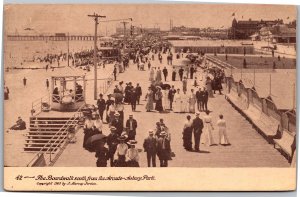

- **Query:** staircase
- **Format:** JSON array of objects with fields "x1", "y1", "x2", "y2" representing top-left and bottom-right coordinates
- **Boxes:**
[{"x1": 24, "y1": 116, "x2": 80, "y2": 152}]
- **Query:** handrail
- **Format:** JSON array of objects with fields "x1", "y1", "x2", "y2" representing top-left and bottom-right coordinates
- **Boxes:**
[
  {"x1": 31, "y1": 93, "x2": 50, "y2": 117},
  {"x1": 27, "y1": 104, "x2": 85, "y2": 167}
]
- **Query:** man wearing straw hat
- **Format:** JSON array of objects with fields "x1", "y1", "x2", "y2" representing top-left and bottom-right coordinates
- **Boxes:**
[
  {"x1": 143, "y1": 129, "x2": 157, "y2": 167},
  {"x1": 192, "y1": 112, "x2": 204, "y2": 152},
  {"x1": 126, "y1": 114, "x2": 138, "y2": 140},
  {"x1": 107, "y1": 126, "x2": 119, "y2": 167},
  {"x1": 111, "y1": 112, "x2": 123, "y2": 136},
  {"x1": 157, "y1": 131, "x2": 171, "y2": 167}
]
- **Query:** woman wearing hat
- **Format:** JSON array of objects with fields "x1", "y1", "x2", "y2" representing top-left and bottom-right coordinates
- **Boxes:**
[
  {"x1": 145, "y1": 87, "x2": 154, "y2": 112},
  {"x1": 149, "y1": 67, "x2": 155, "y2": 82},
  {"x1": 154, "y1": 86, "x2": 163, "y2": 112},
  {"x1": 126, "y1": 140, "x2": 140, "y2": 167},
  {"x1": 83, "y1": 116, "x2": 94, "y2": 149},
  {"x1": 201, "y1": 111, "x2": 216, "y2": 146},
  {"x1": 107, "y1": 100, "x2": 116, "y2": 125},
  {"x1": 114, "y1": 135, "x2": 128, "y2": 167},
  {"x1": 173, "y1": 88, "x2": 182, "y2": 113}
]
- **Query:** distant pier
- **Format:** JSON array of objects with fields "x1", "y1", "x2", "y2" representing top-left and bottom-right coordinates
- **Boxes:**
[{"x1": 7, "y1": 35, "x2": 102, "y2": 41}]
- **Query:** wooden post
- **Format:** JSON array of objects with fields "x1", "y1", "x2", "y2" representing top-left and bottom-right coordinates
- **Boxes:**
[
  {"x1": 253, "y1": 69, "x2": 256, "y2": 87},
  {"x1": 269, "y1": 74, "x2": 272, "y2": 96}
]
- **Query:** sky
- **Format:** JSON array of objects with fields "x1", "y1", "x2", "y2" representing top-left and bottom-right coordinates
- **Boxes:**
[{"x1": 4, "y1": 4, "x2": 297, "y2": 35}]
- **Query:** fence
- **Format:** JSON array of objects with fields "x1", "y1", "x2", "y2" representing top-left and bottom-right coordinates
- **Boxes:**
[
  {"x1": 206, "y1": 55, "x2": 236, "y2": 69},
  {"x1": 26, "y1": 105, "x2": 84, "y2": 167}
]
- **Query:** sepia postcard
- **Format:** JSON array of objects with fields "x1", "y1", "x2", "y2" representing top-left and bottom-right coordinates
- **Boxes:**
[{"x1": 3, "y1": 3, "x2": 297, "y2": 191}]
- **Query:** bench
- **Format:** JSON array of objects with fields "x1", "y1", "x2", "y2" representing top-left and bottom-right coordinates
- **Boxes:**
[
  {"x1": 274, "y1": 130, "x2": 295, "y2": 161},
  {"x1": 255, "y1": 113, "x2": 279, "y2": 137},
  {"x1": 243, "y1": 104, "x2": 262, "y2": 122}
]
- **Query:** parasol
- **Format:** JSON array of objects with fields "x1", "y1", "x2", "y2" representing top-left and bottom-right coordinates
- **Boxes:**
[
  {"x1": 111, "y1": 93, "x2": 123, "y2": 103},
  {"x1": 85, "y1": 133, "x2": 107, "y2": 152}
]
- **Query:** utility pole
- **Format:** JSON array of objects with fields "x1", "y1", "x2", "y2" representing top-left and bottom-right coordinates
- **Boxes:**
[
  {"x1": 120, "y1": 21, "x2": 129, "y2": 40},
  {"x1": 88, "y1": 13, "x2": 106, "y2": 100}
]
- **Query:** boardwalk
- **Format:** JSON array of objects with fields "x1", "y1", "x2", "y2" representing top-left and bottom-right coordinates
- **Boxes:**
[{"x1": 54, "y1": 54, "x2": 289, "y2": 167}]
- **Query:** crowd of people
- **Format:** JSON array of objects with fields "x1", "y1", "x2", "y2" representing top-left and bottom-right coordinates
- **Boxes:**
[{"x1": 82, "y1": 101, "x2": 173, "y2": 167}]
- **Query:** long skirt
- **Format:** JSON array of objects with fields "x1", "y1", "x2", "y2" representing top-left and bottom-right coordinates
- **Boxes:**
[
  {"x1": 127, "y1": 160, "x2": 139, "y2": 167},
  {"x1": 173, "y1": 99, "x2": 182, "y2": 113},
  {"x1": 172, "y1": 72, "x2": 176, "y2": 81},
  {"x1": 201, "y1": 124, "x2": 215, "y2": 146},
  {"x1": 149, "y1": 72, "x2": 155, "y2": 81},
  {"x1": 189, "y1": 99, "x2": 196, "y2": 113},
  {"x1": 155, "y1": 99, "x2": 163, "y2": 112},
  {"x1": 183, "y1": 127, "x2": 193, "y2": 150},
  {"x1": 146, "y1": 99, "x2": 154, "y2": 111}
]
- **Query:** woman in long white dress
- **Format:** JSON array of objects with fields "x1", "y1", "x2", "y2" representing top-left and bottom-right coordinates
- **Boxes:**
[
  {"x1": 188, "y1": 89, "x2": 196, "y2": 113},
  {"x1": 162, "y1": 87, "x2": 170, "y2": 111},
  {"x1": 149, "y1": 67, "x2": 155, "y2": 82},
  {"x1": 155, "y1": 67, "x2": 162, "y2": 84},
  {"x1": 201, "y1": 111, "x2": 216, "y2": 146},
  {"x1": 181, "y1": 92, "x2": 189, "y2": 113},
  {"x1": 217, "y1": 114, "x2": 230, "y2": 145},
  {"x1": 173, "y1": 89, "x2": 182, "y2": 113}
]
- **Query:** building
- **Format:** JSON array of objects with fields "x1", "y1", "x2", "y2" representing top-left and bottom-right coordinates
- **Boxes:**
[
  {"x1": 259, "y1": 25, "x2": 296, "y2": 44},
  {"x1": 230, "y1": 18, "x2": 284, "y2": 39}
]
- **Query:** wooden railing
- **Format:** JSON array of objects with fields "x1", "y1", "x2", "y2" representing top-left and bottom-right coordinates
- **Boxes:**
[
  {"x1": 31, "y1": 94, "x2": 50, "y2": 117},
  {"x1": 27, "y1": 105, "x2": 84, "y2": 167}
]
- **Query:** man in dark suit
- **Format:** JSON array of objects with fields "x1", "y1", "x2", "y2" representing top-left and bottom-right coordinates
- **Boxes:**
[
  {"x1": 190, "y1": 65, "x2": 195, "y2": 79},
  {"x1": 196, "y1": 88, "x2": 204, "y2": 111},
  {"x1": 178, "y1": 67, "x2": 184, "y2": 81},
  {"x1": 111, "y1": 112, "x2": 123, "y2": 136},
  {"x1": 97, "y1": 94, "x2": 106, "y2": 121},
  {"x1": 162, "y1": 67, "x2": 168, "y2": 81},
  {"x1": 168, "y1": 85, "x2": 176, "y2": 110},
  {"x1": 125, "y1": 115, "x2": 138, "y2": 140},
  {"x1": 143, "y1": 130, "x2": 157, "y2": 167},
  {"x1": 135, "y1": 83, "x2": 142, "y2": 105},
  {"x1": 107, "y1": 127, "x2": 119, "y2": 167},
  {"x1": 157, "y1": 131, "x2": 171, "y2": 167},
  {"x1": 203, "y1": 88, "x2": 209, "y2": 111},
  {"x1": 192, "y1": 112, "x2": 204, "y2": 152},
  {"x1": 130, "y1": 88, "x2": 137, "y2": 111}
]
